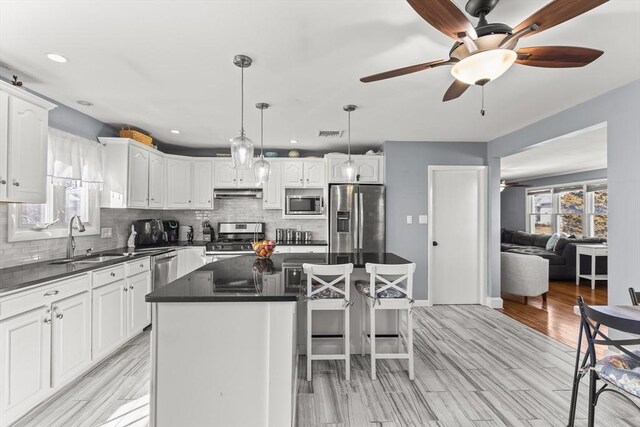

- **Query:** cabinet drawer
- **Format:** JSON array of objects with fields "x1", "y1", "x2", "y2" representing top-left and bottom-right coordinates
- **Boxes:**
[
  {"x1": 92, "y1": 265, "x2": 126, "y2": 288},
  {"x1": 125, "y1": 257, "x2": 151, "y2": 277},
  {"x1": 0, "y1": 274, "x2": 90, "y2": 320}
]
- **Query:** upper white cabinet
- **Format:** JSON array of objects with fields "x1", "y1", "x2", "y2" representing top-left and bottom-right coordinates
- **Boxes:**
[
  {"x1": 213, "y1": 159, "x2": 259, "y2": 188},
  {"x1": 263, "y1": 161, "x2": 282, "y2": 210},
  {"x1": 283, "y1": 160, "x2": 325, "y2": 188},
  {"x1": 166, "y1": 156, "x2": 191, "y2": 208},
  {"x1": 0, "y1": 81, "x2": 56, "y2": 203},
  {"x1": 326, "y1": 154, "x2": 383, "y2": 184},
  {"x1": 128, "y1": 145, "x2": 150, "y2": 208},
  {"x1": 191, "y1": 160, "x2": 214, "y2": 209},
  {"x1": 148, "y1": 152, "x2": 165, "y2": 208}
]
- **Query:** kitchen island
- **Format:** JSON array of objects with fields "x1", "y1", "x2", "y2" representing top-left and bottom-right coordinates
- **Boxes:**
[{"x1": 145, "y1": 252, "x2": 411, "y2": 427}]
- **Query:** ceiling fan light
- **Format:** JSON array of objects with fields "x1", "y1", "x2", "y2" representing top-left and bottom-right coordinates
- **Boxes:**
[{"x1": 451, "y1": 49, "x2": 517, "y2": 86}]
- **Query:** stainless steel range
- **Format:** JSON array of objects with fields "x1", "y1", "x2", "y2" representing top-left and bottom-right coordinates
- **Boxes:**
[{"x1": 206, "y1": 222, "x2": 265, "y2": 253}]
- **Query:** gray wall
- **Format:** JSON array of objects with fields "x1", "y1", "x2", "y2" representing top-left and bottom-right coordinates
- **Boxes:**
[
  {"x1": 489, "y1": 79, "x2": 640, "y2": 305},
  {"x1": 383, "y1": 141, "x2": 487, "y2": 300}
]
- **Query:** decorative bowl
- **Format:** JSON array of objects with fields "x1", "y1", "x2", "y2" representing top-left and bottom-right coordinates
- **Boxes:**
[
  {"x1": 251, "y1": 240, "x2": 277, "y2": 258},
  {"x1": 264, "y1": 151, "x2": 279, "y2": 157}
]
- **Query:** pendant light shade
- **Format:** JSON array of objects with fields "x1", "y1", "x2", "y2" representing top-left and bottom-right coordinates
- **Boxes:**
[
  {"x1": 230, "y1": 55, "x2": 254, "y2": 169},
  {"x1": 254, "y1": 103, "x2": 271, "y2": 184},
  {"x1": 341, "y1": 105, "x2": 357, "y2": 183}
]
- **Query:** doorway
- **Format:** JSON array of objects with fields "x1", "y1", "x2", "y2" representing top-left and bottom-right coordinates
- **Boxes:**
[{"x1": 428, "y1": 166, "x2": 487, "y2": 305}]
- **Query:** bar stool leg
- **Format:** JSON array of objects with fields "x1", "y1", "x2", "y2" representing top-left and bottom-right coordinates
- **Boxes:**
[
  {"x1": 370, "y1": 303, "x2": 377, "y2": 380},
  {"x1": 307, "y1": 306, "x2": 312, "y2": 381},
  {"x1": 345, "y1": 306, "x2": 350, "y2": 381},
  {"x1": 407, "y1": 307, "x2": 414, "y2": 380},
  {"x1": 360, "y1": 296, "x2": 366, "y2": 357}
]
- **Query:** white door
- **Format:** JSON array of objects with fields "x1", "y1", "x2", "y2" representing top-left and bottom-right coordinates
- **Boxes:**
[
  {"x1": 237, "y1": 167, "x2": 258, "y2": 188},
  {"x1": 51, "y1": 291, "x2": 91, "y2": 388},
  {"x1": 282, "y1": 162, "x2": 303, "y2": 187},
  {"x1": 128, "y1": 145, "x2": 150, "y2": 208},
  {"x1": 0, "y1": 91, "x2": 8, "y2": 201},
  {"x1": 213, "y1": 161, "x2": 237, "y2": 187},
  {"x1": 191, "y1": 160, "x2": 213, "y2": 208},
  {"x1": 92, "y1": 281, "x2": 127, "y2": 360},
  {"x1": 148, "y1": 152, "x2": 165, "y2": 208},
  {"x1": 304, "y1": 161, "x2": 325, "y2": 187},
  {"x1": 0, "y1": 307, "x2": 51, "y2": 424},
  {"x1": 263, "y1": 161, "x2": 282, "y2": 209},
  {"x1": 166, "y1": 157, "x2": 191, "y2": 208},
  {"x1": 429, "y1": 166, "x2": 487, "y2": 305},
  {"x1": 7, "y1": 96, "x2": 48, "y2": 203},
  {"x1": 127, "y1": 272, "x2": 152, "y2": 335}
]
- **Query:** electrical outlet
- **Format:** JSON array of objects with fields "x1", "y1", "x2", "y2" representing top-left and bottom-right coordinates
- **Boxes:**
[
  {"x1": 101, "y1": 227, "x2": 112, "y2": 238},
  {"x1": 406, "y1": 215, "x2": 413, "y2": 224},
  {"x1": 296, "y1": 225, "x2": 302, "y2": 231},
  {"x1": 419, "y1": 215, "x2": 428, "y2": 224}
]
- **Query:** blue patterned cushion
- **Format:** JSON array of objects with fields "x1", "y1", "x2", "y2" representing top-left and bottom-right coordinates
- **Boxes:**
[
  {"x1": 355, "y1": 281, "x2": 406, "y2": 299},
  {"x1": 304, "y1": 281, "x2": 345, "y2": 299},
  {"x1": 594, "y1": 350, "x2": 640, "y2": 398}
]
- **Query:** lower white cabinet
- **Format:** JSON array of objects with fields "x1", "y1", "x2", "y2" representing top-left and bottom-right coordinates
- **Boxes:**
[
  {"x1": 92, "y1": 280, "x2": 127, "y2": 361},
  {"x1": 276, "y1": 245, "x2": 328, "y2": 254},
  {"x1": 127, "y1": 271, "x2": 152, "y2": 335}
]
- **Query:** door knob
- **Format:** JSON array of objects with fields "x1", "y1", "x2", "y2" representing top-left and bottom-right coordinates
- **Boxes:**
[
  {"x1": 0, "y1": 179, "x2": 5, "y2": 185},
  {"x1": 12, "y1": 181, "x2": 19, "y2": 187},
  {"x1": 432, "y1": 241, "x2": 438, "y2": 246}
]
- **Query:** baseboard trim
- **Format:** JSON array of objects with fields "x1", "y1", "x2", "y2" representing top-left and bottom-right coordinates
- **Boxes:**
[
  {"x1": 486, "y1": 297, "x2": 503, "y2": 309},
  {"x1": 413, "y1": 299, "x2": 430, "y2": 307}
]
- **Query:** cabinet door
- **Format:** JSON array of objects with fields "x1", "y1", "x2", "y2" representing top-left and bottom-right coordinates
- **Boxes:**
[
  {"x1": 213, "y1": 161, "x2": 237, "y2": 188},
  {"x1": 304, "y1": 161, "x2": 325, "y2": 187},
  {"x1": 191, "y1": 160, "x2": 213, "y2": 208},
  {"x1": 7, "y1": 96, "x2": 48, "y2": 203},
  {"x1": 51, "y1": 292, "x2": 91, "y2": 388},
  {"x1": 238, "y1": 167, "x2": 258, "y2": 188},
  {"x1": 263, "y1": 161, "x2": 282, "y2": 209},
  {"x1": 166, "y1": 158, "x2": 191, "y2": 208},
  {"x1": 128, "y1": 145, "x2": 150, "y2": 208},
  {"x1": 356, "y1": 157, "x2": 380, "y2": 183},
  {"x1": 0, "y1": 307, "x2": 51, "y2": 424},
  {"x1": 282, "y1": 162, "x2": 304, "y2": 187},
  {"x1": 127, "y1": 272, "x2": 151, "y2": 336},
  {"x1": 0, "y1": 92, "x2": 8, "y2": 201},
  {"x1": 92, "y1": 280, "x2": 127, "y2": 361},
  {"x1": 148, "y1": 152, "x2": 165, "y2": 208}
]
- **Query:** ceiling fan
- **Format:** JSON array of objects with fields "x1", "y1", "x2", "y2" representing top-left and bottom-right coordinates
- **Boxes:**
[
  {"x1": 500, "y1": 180, "x2": 532, "y2": 192},
  {"x1": 361, "y1": 0, "x2": 607, "y2": 105}
]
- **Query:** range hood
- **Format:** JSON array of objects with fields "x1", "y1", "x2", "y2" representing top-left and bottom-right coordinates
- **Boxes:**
[{"x1": 214, "y1": 189, "x2": 263, "y2": 199}]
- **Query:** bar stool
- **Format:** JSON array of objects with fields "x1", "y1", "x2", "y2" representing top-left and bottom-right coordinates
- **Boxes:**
[
  {"x1": 303, "y1": 263, "x2": 354, "y2": 381},
  {"x1": 356, "y1": 262, "x2": 416, "y2": 380}
]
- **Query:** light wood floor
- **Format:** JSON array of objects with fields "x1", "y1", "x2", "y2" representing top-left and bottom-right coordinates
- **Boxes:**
[{"x1": 15, "y1": 305, "x2": 638, "y2": 427}]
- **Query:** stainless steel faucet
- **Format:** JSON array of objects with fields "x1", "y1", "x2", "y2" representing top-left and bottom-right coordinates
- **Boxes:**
[{"x1": 67, "y1": 215, "x2": 86, "y2": 259}]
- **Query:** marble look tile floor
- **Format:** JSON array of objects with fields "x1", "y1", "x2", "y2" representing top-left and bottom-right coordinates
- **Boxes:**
[{"x1": 14, "y1": 305, "x2": 640, "y2": 426}]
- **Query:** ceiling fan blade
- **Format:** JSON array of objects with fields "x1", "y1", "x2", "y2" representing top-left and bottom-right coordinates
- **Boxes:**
[
  {"x1": 443, "y1": 79, "x2": 470, "y2": 102},
  {"x1": 516, "y1": 46, "x2": 604, "y2": 68},
  {"x1": 360, "y1": 59, "x2": 452, "y2": 83},
  {"x1": 513, "y1": 0, "x2": 608, "y2": 38},
  {"x1": 406, "y1": 0, "x2": 477, "y2": 40}
]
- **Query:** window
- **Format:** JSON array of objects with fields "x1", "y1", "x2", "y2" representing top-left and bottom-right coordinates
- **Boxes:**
[{"x1": 526, "y1": 180, "x2": 607, "y2": 238}]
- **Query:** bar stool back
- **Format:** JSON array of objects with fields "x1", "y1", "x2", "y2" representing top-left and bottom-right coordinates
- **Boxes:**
[
  {"x1": 303, "y1": 263, "x2": 354, "y2": 381},
  {"x1": 357, "y1": 262, "x2": 416, "y2": 380}
]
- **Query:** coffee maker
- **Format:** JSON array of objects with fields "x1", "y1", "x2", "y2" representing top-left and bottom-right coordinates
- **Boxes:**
[{"x1": 163, "y1": 220, "x2": 180, "y2": 242}]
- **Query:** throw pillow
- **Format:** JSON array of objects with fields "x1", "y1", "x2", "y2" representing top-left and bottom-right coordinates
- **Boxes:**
[
  {"x1": 546, "y1": 233, "x2": 561, "y2": 251},
  {"x1": 512, "y1": 230, "x2": 536, "y2": 246}
]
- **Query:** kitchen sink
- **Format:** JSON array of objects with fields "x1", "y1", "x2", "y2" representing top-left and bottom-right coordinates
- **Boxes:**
[{"x1": 49, "y1": 254, "x2": 127, "y2": 265}]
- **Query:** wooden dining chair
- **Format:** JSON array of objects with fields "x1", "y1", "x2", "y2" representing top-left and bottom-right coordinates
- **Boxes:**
[
  {"x1": 629, "y1": 287, "x2": 640, "y2": 305},
  {"x1": 568, "y1": 296, "x2": 640, "y2": 426}
]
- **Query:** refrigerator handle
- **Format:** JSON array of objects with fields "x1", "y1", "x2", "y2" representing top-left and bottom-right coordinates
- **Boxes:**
[
  {"x1": 353, "y1": 191, "x2": 359, "y2": 252},
  {"x1": 359, "y1": 192, "x2": 364, "y2": 250}
]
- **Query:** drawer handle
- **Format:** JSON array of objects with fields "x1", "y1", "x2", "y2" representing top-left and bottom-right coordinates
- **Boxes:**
[
  {"x1": 44, "y1": 290, "x2": 59, "y2": 297},
  {"x1": 110, "y1": 272, "x2": 116, "y2": 277}
]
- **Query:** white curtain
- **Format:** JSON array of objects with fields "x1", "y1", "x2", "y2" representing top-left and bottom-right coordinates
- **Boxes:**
[{"x1": 47, "y1": 128, "x2": 104, "y2": 189}]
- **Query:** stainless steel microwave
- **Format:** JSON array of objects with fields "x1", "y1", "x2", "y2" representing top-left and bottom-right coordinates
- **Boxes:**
[{"x1": 285, "y1": 195, "x2": 324, "y2": 215}]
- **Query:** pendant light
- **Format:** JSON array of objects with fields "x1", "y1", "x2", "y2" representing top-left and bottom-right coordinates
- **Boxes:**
[
  {"x1": 230, "y1": 55, "x2": 254, "y2": 169},
  {"x1": 341, "y1": 105, "x2": 357, "y2": 183},
  {"x1": 254, "y1": 102, "x2": 271, "y2": 183}
]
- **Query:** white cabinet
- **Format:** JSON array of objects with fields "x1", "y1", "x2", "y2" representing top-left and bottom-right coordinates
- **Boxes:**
[
  {"x1": 128, "y1": 145, "x2": 150, "y2": 208},
  {"x1": 213, "y1": 160, "x2": 259, "y2": 188},
  {"x1": 327, "y1": 155, "x2": 383, "y2": 184},
  {"x1": 191, "y1": 160, "x2": 213, "y2": 209},
  {"x1": 282, "y1": 162, "x2": 304, "y2": 187},
  {"x1": 51, "y1": 291, "x2": 91, "y2": 388},
  {"x1": 263, "y1": 161, "x2": 282, "y2": 209},
  {"x1": 283, "y1": 160, "x2": 325, "y2": 188},
  {"x1": 303, "y1": 160, "x2": 325, "y2": 187},
  {"x1": 277, "y1": 245, "x2": 328, "y2": 254},
  {"x1": 0, "y1": 307, "x2": 51, "y2": 424},
  {"x1": 238, "y1": 168, "x2": 258, "y2": 188},
  {"x1": 166, "y1": 157, "x2": 191, "y2": 208},
  {"x1": 177, "y1": 247, "x2": 206, "y2": 278},
  {"x1": 0, "y1": 81, "x2": 56, "y2": 203},
  {"x1": 127, "y1": 271, "x2": 152, "y2": 335},
  {"x1": 148, "y1": 152, "x2": 165, "y2": 208},
  {"x1": 92, "y1": 280, "x2": 127, "y2": 361}
]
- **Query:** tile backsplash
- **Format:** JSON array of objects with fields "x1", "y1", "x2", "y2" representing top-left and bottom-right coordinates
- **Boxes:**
[{"x1": 0, "y1": 199, "x2": 326, "y2": 269}]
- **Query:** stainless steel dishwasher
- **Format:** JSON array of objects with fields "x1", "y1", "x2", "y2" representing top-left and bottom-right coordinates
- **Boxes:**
[{"x1": 152, "y1": 250, "x2": 178, "y2": 290}]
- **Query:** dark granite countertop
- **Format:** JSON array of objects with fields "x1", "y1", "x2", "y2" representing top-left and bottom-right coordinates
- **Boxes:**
[
  {"x1": 145, "y1": 252, "x2": 412, "y2": 303},
  {"x1": 274, "y1": 240, "x2": 328, "y2": 246}
]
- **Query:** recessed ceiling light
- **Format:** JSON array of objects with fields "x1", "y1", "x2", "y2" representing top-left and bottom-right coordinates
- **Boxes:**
[
  {"x1": 76, "y1": 100, "x2": 93, "y2": 106},
  {"x1": 170, "y1": 129, "x2": 181, "y2": 134},
  {"x1": 46, "y1": 53, "x2": 68, "y2": 63},
  {"x1": 290, "y1": 139, "x2": 298, "y2": 144}
]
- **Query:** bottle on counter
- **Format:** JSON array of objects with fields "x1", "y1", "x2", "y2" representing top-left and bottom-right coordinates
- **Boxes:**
[{"x1": 127, "y1": 225, "x2": 137, "y2": 249}]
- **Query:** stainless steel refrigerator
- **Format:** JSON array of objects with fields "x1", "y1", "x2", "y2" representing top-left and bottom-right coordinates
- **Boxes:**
[{"x1": 329, "y1": 184, "x2": 385, "y2": 253}]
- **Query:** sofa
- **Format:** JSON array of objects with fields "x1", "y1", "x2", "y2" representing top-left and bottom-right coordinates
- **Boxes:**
[
  {"x1": 501, "y1": 229, "x2": 607, "y2": 281},
  {"x1": 501, "y1": 252, "x2": 549, "y2": 304}
]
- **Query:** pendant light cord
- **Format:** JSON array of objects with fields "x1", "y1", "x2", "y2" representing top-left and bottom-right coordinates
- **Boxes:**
[
  {"x1": 480, "y1": 85, "x2": 486, "y2": 117},
  {"x1": 260, "y1": 107, "x2": 264, "y2": 157},
  {"x1": 347, "y1": 110, "x2": 351, "y2": 161},
  {"x1": 240, "y1": 67, "x2": 245, "y2": 135}
]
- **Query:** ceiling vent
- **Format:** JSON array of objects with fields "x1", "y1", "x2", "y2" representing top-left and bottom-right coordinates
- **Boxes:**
[{"x1": 318, "y1": 130, "x2": 343, "y2": 138}]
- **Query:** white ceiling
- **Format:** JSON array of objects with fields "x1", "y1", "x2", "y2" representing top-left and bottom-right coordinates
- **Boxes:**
[
  {"x1": 500, "y1": 123, "x2": 607, "y2": 181},
  {"x1": 0, "y1": 0, "x2": 638, "y2": 151}
]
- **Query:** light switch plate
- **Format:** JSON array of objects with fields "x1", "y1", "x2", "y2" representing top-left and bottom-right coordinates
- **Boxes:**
[
  {"x1": 419, "y1": 215, "x2": 428, "y2": 224},
  {"x1": 101, "y1": 227, "x2": 112, "y2": 238},
  {"x1": 406, "y1": 215, "x2": 413, "y2": 224}
]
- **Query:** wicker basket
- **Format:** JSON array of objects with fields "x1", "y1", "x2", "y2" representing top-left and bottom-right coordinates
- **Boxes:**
[{"x1": 120, "y1": 126, "x2": 153, "y2": 146}]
